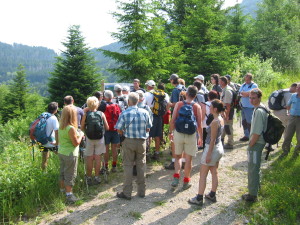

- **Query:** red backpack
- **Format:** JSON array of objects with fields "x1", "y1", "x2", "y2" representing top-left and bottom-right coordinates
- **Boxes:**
[{"x1": 104, "y1": 102, "x2": 121, "y2": 131}]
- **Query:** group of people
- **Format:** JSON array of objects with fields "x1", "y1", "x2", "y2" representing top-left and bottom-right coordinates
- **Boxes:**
[{"x1": 38, "y1": 74, "x2": 300, "y2": 205}]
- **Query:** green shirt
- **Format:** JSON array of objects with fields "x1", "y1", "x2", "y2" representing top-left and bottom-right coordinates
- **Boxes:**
[
  {"x1": 58, "y1": 125, "x2": 79, "y2": 156},
  {"x1": 250, "y1": 105, "x2": 268, "y2": 145}
]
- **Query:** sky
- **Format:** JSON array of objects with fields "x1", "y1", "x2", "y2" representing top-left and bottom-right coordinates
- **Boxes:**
[{"x1": 0, "y1": 0, "x2": 242, "y2": 53}]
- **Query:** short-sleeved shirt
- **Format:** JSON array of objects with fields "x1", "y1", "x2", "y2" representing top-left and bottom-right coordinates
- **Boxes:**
[
  {"x1": 221, "y1": 85, "x2": 233, "y2": 104},
  {"x1": 170, "y1": 84, "x2": 184, "y2": 103},
  {"x1": 287, "y1": 93, "x2": 300, "y2": 116},
  {"x1": 239, "y1": 82, "x2": 258, "y2": 108},
  {"x1": 250, "y1": 106, "x2": 268, "y2": 145},
  {"x1": 145, "y1": 91, "x2": 154, "y2": 107},
  {"x1": 76, "y1": 106, "x2": 84, "y2": 128},
  {"x1": 115, "y1": 105, "x2": 152, "y2": 139},
  {"x1": 44, "y1": 114, "x2": 59, "y2": 148},
  {"x1": 58, "y1": 125, "x2": 79, "y2": 156},
  {"x1": 212, "y1": 85, "x2": 222, "y2": 93}
]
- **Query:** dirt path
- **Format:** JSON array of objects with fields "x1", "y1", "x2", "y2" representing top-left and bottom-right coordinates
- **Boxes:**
[{"x1": 38, "y1": 122, "x2": 277, "y2": 225}]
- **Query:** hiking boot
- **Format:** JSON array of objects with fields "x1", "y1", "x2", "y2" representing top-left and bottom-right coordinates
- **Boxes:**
[
  {"x1": 116, "y1": 192, "x2": 131, "y2": 200},
  {"x1": 111, "y1": 166, "x2": 117, "y2": 173},
  {"x1": 152, "y1": 153, "x2": 160, "y2": 161},
  {"x1": 181, "y1": 182, "x2": 192, "y2": 191},
  {"x1": 100, "y1": 167, "x2": 109, "y2": 175},
  {"x1": 94, "y1": 176, "x2": 101, "y2": 185},
  {"x1": 66, "y1": 194, "x2": 78, "y2": 204},
  {"x1": 133, "y1": 165, "x2": 137, "y2": 176},
  {"x1": 239, "y1": 136, "x2": 249, "y2": 142},
  {"x1": 205, "y1": 193, "x2": 217, "y2": 202},
  {"x1": 242, "y1": 194, "x2": 257, "y2": 202},
  {"x1": 85, "y1": 176, "x2": 93, "y2": 186},
  {"x1": 188, "y1": 196, "x2": 203, "y2": 206},
  {"x1": 165, "y1": 162, "x2": 175, "y2": 170},
  {"x1": 181, "y1": 162, "x2": 185, "y2": 169},
  {"x1": 223, "y1": 144, "x2": 234, "y2": 149},
  {"x1": 171, "y1": 177, "x2": 179, "y2": 187}
]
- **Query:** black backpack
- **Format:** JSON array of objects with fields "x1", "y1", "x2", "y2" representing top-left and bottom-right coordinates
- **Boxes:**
[
  {"x1": 85, "y1": 111, "x2": 104, "y2": 140},
  {"x1": 268, "y1": 89, "x2": 287, "y2": 110}
]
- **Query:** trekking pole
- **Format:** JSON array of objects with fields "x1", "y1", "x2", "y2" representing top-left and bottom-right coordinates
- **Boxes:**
[{"x1": 31, "y1": 141, "x2": 35, "y2": 161}]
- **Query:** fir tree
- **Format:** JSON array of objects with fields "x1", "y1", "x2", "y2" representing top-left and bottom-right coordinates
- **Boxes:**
[{"x1": 48, "y1": 25, "x2": 101, "y2": 106}]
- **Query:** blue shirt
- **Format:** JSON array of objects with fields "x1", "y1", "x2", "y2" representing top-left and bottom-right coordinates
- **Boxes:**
[
  {"x1": 287, "y1": 93, "x2": 300, "y2": 116},
  {"x1": 239, "y1": 82, "x2": 258, "y2": 108},
  {"x1": 115, "y1": 106, "x2": 152, "y2": 139},
  {"x1": 170, "y1": 84, "x2": 183, "y2": 103}
]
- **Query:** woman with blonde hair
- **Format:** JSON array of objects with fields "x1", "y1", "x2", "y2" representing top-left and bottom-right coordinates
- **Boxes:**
[
  {"x1": 81, "y1": 96, "x2": 109, "y2": 185},
  {"x1": 58, "y1": 105, "x2": 84, "y2": 204}
]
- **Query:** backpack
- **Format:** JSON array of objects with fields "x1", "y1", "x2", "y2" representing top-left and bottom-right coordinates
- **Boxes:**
[
  {"x1": 255, "y1": 107, "x2": 285, "y2": 145},
  {"x1": 175, "y1": 101, "x2": 197, "y2": 135},
  {"x1": 116, "y1": 96, "x2": 128, "y2": 111},
  {"x1": 29, "y1": 112, "x2": 53, "y2": 145},
  {"x1": 268, "y1": 89, "x2": 287, "y2": 110},
  {"x1": 177, "y1": 86, "x2": 187, "y2": 101},
  {"x1": 151, "y1": 89, "x2": 167, "y2": 116},
  {"x1": 229, "y1": 89, "x2": 239, "y2": 109},
  {"x1": 104, "y1": 102, "x2": 121, "y2": 131},
  {"x1": 195, "y1": 91, "x2": 208, "y2": 104},
  {"x1": 85, "y1": 111, "x2": 104, "y2": 140}
]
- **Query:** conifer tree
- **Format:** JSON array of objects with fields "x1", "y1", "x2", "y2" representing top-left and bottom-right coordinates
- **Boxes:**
[{"x1": 48, "y1": 25, "x2": 101, "y2": 106}]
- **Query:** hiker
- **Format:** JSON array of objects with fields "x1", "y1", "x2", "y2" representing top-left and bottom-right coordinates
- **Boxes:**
[
  {"x1": 169, "y1": 85, "x2": 203, "y2": 190},
  {"x1": 103, "y1": 90, "x2": 122, "y2": 173},
  {"x1": 144, "y1": 80, "x2": 156, "y2": 107},
  {"x1": 225, "y1": 74, "x2": 239, "y2": 92},
  {"x1": 64, "y1": 96, "x2": 84, "y2": 129},
  {"x1": 131, "y1": 78, "x2": 146, "y2": 93},
  {"x1": 115, "y1": 92, "x2": 152, "y2": 200},
  {"x1": 219, "y1": 76, "x2": 235, "y2": 149},
  {"x1": 81, "y1": 96, "x2": 109, "y2": 185},
  {"x1": 122, "y1": 86, "x2": 130, "y2": 103},
  {"x1": 238, "y1": 73, "x2": 258, "y2": 142},
  {"x1": 281, "y1": 83, "x2": 300, "y2": 158},
  {"x1": 82, "y1": 91, "x2": 106, "y2": 112},
  {"x1": 242, "y1": 88, "x2": 268, "y2": 202},
  {"x1": 165, "y1": 73, "x2": 186, "y2": 170},
  {"x1": 194, "y1": 74, "x2": 209, "y2": 94},
  {"x1": 188, "y1": 99, "x2": 225, "y2": 206},
  {"x1": 114, "y1": 84, "x2": 128, "y2": 111},
  {"x1": 210, "y1": 74, "x2": 222, "y2": 98},
  {"x1": 58, "y1": 105, "x2": 85, "y2": 204},
  {"x1": 41, "y1": 102, "x2": 59, "y2": 170}
]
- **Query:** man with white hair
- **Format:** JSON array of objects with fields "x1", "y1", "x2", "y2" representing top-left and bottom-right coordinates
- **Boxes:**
[
  {"x1": 194, "y1": 74, "x2": 208, "y2": 93},
  {"x1": 114, "y1": 84, "x2": 128, "y2": 111},
  {"x1": 115, "y1": 92, "x2": 152, "y2": 200}
]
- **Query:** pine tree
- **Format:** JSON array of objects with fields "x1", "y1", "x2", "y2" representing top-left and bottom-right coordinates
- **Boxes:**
[{"x1": 48, "y1": 25, "x2": 101, "y2": 106}]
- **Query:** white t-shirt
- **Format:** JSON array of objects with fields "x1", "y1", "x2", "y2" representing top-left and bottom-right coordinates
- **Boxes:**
[
  {"x1": 43, "y1": 115, "x2": 59, "y2": 147},
  {"x1": 145, "y1": 91, "x2": 154, "y2": 107}
]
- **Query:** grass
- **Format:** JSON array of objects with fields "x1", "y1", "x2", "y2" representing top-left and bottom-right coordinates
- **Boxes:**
[
  {"x1": 128, "y1": 211, "x2": 143, "y2": 220},
  {"x1": 153, "y1": 200, "x2": 167, "y2": 206}
]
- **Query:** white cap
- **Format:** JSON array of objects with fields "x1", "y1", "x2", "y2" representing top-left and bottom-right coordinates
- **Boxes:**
[
  {"x1": 194, "y1": 75, "x2": 204, "y2": 81},
  {"x1": 122, "y1": 85, "x2": 130, "y2": 91},
  {"x1": 114, "y1": 84, "x2": 122, "y2": 91},
  {"x1": 145, "y1": 80, "x2": 155, "y2": 87},
  {"x1": 136, "y1": 90, "x2": 145, "y2": 100}
]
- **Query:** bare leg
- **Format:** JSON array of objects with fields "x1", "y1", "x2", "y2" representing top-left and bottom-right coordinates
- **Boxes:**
[
  {"x1": 209, "y1": 162, "x2": 219, "y2": 192},
  {"x1": 183, "y1": 154, "x2": 193, "y2": 178},
  {"x1": 42, "y1": 151, "x2": 50, "y2": 170},
  {"x1": 198, "y1": 164, "x2": 210, "y2": 195},
  {"x1": 94, "y1": 155, "x2": 101, "y2": 176}
]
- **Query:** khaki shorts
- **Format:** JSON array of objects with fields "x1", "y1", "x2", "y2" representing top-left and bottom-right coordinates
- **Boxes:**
[
  {"x1": 84, "y1": 137, "x2": 106, "y2": 156},
  {"x1": 174, "y1": 130, "x2": 197, "y2": 157}
]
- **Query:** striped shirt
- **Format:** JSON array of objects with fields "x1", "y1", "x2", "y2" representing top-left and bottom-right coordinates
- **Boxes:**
[{"x1": 115, "y1": 105, "x2": 152, "y2": 139}]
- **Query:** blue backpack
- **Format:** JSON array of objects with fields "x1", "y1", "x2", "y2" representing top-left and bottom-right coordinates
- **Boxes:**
[
  {"x1": 175, "y1": 101, "x2": 197, "y2": 134},
  {"x1": 29, "y1": 112, "x2": 53, "y2": 145}
]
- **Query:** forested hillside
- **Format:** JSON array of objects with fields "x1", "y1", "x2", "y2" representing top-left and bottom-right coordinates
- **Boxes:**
[{"x1": 240, "y1": 0, "x2": 262, "y2": 16}]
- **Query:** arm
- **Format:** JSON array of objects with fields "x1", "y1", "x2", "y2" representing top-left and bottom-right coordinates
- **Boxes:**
[
  {"x1": 196, "y1": 104, "x2": 203, "y2": 147},
  {"x1": 206, "y1": 120, "x2": 218, "y2": 163},
  {"x1": 80, "y1": 113, "x2": 86, "y2": 132},
  {"x1": 249, "y1": 133, "x2": 260, "y2": 147},
  {"x1": 200, "y1": 103, "x2": 206, "y2": 122},
  {"x1": 68, "y1": 127, "x2": 84, "y2": 147},
  {"x1": 54, "y1": 130, "x2": 58, "y2": 145},
  {"x1": 169, "y1": 102, "x2": 180, "y2": 133},
  {"x1": 102, "y1": 113, "x2": 109, "y2": 131},
  {"x1": 224, "y1": 103, "x2": 231, "y2": 121}
]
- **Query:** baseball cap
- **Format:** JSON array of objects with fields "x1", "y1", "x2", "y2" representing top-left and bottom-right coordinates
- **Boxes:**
[
  {"x1": 114, "y1": 84, "x2": 122, "y2": 91},
  {"x1": 145, "y1": 80, "x2": 155, "y2": 87},
  {"x1": 122, "y1": 86, "x2": 130, "y2": 91},
  {"x1": 169, "y1": 74, "x2": 179, "y2": 80},
  {"x1": 136, "y1": 90, "x2": 145, "y2": 100},
  {"x1": 194, "y1": 74, "x2": 204, "y2": 81}
]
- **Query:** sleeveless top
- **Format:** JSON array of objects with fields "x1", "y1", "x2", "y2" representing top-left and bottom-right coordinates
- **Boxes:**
[
  {"x1": 205, "y1": 118, "x2": 224, "y2": 145},
  {"x1": 58, "y1": 125, "x2": 79, "y2": 157}
]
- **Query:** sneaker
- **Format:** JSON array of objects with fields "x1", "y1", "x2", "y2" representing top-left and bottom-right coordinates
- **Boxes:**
[
  {"x1": 94, "y1": 176, "x2": 101, "y2": 185},
  {"x1": 181, "y1": 182, "x2": 192, "y2": 191},
  {"x1": 242, "y1": 194, "x2": 257, "y2": 202},
  {"x1": 223, "y1": 144, "x2": 234, "y2": 149},
  {"x1": 85, "y1": 176, "x2": 93, "y2": 186},
  {"x1": 133, "y1": 165, "x2": 137, "y2": 176},
  {"x1": 188, "y1": 196, "x2": 203, "y2": 206},
  {"x1": 66, "y1": 194, "x2": 78, "y2": 204},
  {"x1": 116, "y1": 192, "x2": 131, "y2": 200},
  {"x1": 165, "y1": 162, "x2": 175, "y2": 170},
  {"x1": 239, "y1": 136, "x2": 249, "y2": 142},
  {"x1": 111, "y1": 166, "x2": 117, "y2": 173},
  {"x1": 171, "y1": 177, "x2": 179, "y2": 187},
  {"x1": 205, "y1": 193, "x2": 217, "y2": 202}
]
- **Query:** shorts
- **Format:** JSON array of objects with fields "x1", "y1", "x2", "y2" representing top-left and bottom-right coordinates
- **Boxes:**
[
  {"x1": 149, "y1": 116, "x2": 163, "y2": 138},
  {"x1": 104, "y1": 130, "x2": 120, "y2": 145},
  {"x1": 201, "y1": 142, "x2": 224, "y2": 166},
  {"x1": 173, "y1": 130, "x2": 197, "y2": 157},
  {"x1": 84, "y1": 137, "x2": 106, "y2": 156},
  {"x1": 58, "y1": 153, "x2": 78, "y2": 186}
]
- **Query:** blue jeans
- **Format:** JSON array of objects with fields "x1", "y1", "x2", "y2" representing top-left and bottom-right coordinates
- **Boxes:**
[{"x1": 241, "y1": 107, "x2": 254, "y2": 137}]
